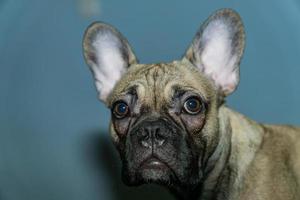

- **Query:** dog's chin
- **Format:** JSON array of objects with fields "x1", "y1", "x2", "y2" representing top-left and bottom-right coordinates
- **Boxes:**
[
  {"x1": 123, "y1": 169, "x2": 174, "y2": 187},
  {"x1": 122, "y1": 159, "x2": 176, "y2": 186},
  {"x1": 139, "y1": 169, "x2": 172, "y2": 183}
]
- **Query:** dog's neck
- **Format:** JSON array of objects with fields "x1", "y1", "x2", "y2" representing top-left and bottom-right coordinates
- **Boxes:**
[
  {"x1": 202, "y1": 106, "x2": 264, "y2": 200},
  {"x1": 172, "y1": 106, "x2": 264, "y2": 200}
]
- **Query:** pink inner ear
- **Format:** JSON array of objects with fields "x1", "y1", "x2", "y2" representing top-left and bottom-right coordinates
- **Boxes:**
[
  {"x1": 184, "y1": 10, "x2": 244, "y2": 97},
  {"x1": 88, "y1": 31, "x2": 129, "y2": 102},
  {"x1": 198, "y1": 19, "x2": 240, "y2": 95},
  {"x1": 209, "y1": 67, "x2": 239, "y2": 96}
]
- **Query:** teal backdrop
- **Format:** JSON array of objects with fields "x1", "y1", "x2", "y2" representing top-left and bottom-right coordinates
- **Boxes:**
[{"x1": 0, "y1": 0, "x2": 300, "y2": 199}]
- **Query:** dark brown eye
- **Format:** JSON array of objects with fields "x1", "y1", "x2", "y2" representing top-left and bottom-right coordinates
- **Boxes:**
[
  {"x1": 113, "y1": 101, "x2": 129, "y2": 118},
  {"x1": 183, "y1": 97, "x2": 202, "y2": 114}
]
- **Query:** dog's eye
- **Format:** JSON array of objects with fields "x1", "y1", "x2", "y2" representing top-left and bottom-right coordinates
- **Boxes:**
[
  {"x1": 113, "y1": 101, "x2": 129, "y2": 118},
  {"x1": 183, "y1": 97, "x2": 202, "y2": 114}
]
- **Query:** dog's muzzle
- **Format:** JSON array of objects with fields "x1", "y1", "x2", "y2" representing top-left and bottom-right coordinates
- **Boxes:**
[{"x1": 121, "y1": 117, "x2": 195, "y2": 186}]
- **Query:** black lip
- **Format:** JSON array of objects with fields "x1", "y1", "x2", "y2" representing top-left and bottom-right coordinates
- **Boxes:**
[{"x1": 140, "y1": 156, "x2": 168, "y2": 170}]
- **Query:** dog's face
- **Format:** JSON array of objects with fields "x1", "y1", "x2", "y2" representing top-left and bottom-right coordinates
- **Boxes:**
[
  {"x1": 83, "y1": 9, "x2": 245, "y2": 188},
  {"x1": 106, "y1": 61, "x2": 218, "y2": 187}
]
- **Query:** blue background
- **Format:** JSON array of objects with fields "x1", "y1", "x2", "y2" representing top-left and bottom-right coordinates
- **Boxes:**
[{"x1": 0, "y1": 0, "x2": 299, "y2": 199}]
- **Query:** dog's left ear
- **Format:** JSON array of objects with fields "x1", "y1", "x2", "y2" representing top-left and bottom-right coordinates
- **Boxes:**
[{"x1": 184, "y1": 9, "x2": 245, "y2": 96}]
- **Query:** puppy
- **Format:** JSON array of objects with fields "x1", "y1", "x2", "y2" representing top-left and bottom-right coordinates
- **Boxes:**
[{"x1": 82, "y1": 9, "x2": 300, "y2": 200}]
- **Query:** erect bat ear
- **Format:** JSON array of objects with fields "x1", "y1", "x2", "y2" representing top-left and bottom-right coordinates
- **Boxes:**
[
  {"x1": 184, "y1": 9, "x2": 245, "y2": 96},
  {"x1": 83, "y1": 22, "x2": 138, "y2": 103}
]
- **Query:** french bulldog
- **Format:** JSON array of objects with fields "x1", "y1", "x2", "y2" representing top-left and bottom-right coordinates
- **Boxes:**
[{"x1": 82, "y1": 8, "x2": 300, "y2": 200}]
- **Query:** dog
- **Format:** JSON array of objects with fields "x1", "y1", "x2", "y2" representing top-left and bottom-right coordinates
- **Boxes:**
[{"x1": 82, "y1": 9, "x2": 300, "y2": 200}]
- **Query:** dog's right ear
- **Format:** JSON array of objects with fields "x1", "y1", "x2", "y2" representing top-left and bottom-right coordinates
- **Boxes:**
[{"x1": 83, "y1": 22, "x2": 138, "y2": 103}]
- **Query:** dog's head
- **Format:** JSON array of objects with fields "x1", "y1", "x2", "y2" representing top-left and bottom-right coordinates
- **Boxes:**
[{"x1": 83, "y1": 9, "x2": 245, "y2": 189}]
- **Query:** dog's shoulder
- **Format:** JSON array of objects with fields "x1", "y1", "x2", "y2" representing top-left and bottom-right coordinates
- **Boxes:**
[
  {"x1": 260, "y1": 124, "x2": 300, "y2": 163},
  {"x1": 241, "y1": 124, "x2": 300, "y2": 199},
  {"x1": 262, "y1": 124, "x2": 300, "y2": 138},
  {"x1": 262, "y1": 124, "x2": 300, "y2": 184},
  {"x1": 222, "y1": 107, "x2": 300, "y2": 199}
]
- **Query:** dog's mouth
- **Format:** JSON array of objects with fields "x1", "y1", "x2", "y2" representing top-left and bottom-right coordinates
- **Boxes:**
[{"x1": 140, "y1": 156, "x2": 169, "y2": 171}]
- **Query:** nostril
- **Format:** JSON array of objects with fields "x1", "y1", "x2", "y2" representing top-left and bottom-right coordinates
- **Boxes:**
[
  {"x1": 154, "y1": 130, "x2": 166, "y2": 147},
  {"x1": 155, "y1": 132, "x2": 164, "y2": 141},
  {"x1": 141, "y1": 131, "x2": 149, "y2": 140},
  {"x1": 155, "y1": 127, "x2": 160, "y2": 134},
  {"x1": 138, "y1": 131, "x2": 150, "y2": 141},
  {"x1": 137, "y1": 130, "x2": 151, "y2": 148},
  {"x1": 141, "y1": 140, "x2": 151, "y2": 148}
]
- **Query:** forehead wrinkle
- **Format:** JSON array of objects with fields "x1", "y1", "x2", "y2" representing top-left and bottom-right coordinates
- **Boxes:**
[
  {"x1": 108, "y1": 63, "x2": 168, "y2": 106},
  {"x1": 179, "y1": 64, "x2": 215, "y2": 100},
  {"x1": 163, "y1": 68, "x2": 213, "y2": 104},
  {"x1": 138, "y1": 64, "x2": 173, "y2": 110},
  {"x1": 154, "y1": 65, "x2": 170, "y2": 110},
  {"x1": 145, "y1": 65, "x2": 161, "y2": 108},
  {"x1": 109, "y1": 60, "x2": 215, "y2": 107},
  {"x1": 172, "y1": 84, "x2": 209, "y2": 101},
  {"x1": 108, "y1": 80, "x2": 144, "y2": 105}
]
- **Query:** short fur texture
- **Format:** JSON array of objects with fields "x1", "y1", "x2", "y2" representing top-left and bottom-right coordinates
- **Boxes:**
[{"x1": 83, "y1": 9, "x2": 300, "y2": 200}]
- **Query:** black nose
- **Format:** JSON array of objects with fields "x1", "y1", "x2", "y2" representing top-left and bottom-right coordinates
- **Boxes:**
[{"x1": 137, "y1": 120, "x2": 168, "y2": 148}]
